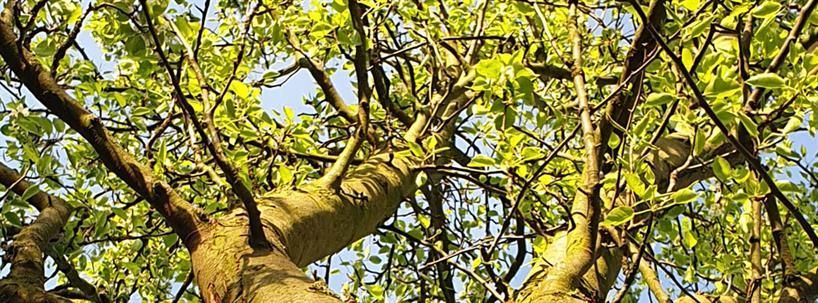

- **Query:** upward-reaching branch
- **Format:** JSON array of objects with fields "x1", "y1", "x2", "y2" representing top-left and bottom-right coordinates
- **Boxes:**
[
  {"x1": 597, "y1": 0, "x2": 665, "y2": 155},
  {"x1": 317, "y1": 0, "x2": 372, "y2": 188},
  {"x1": 286, "y1": 30, "x2": 359, "y2": 124},
  {"x1": 0, "y1": 162, "x2": 71, "y2": 285},
  {"x1": 745, "y1": 0, "x2": 818, "y2": 110},
  {"x1": 0, "y1": 5, "x2": 203, "y2": 245},
  {"x1": 536, "y1": 0, "x2": 602, "y2": 298},
  {"x1": 0, "y1": 163, "x2": 107, "y2": 302},
  {"x1": 163, "y1": 10, "x2": 268, "y2": 249}
]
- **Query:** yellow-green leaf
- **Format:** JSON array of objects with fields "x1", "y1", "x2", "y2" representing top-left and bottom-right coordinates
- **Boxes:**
[{"x1": 746, "y1": 73, "x2": 786, "y2": 88}]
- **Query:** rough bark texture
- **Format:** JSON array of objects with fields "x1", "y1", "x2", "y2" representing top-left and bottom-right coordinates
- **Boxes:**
[
  {"x1": 189, "y1": 215, "x2": 339, "y2": 303},
  {"x1": 779, "y1": 267, "x2": 818, "y2": 303},
  {"x1": 185, "y1": 153, "x2": 418, "y2": 302},
  {"x1": 515, "y1": 231, "x2": 622, "y2": 302},
  {"x1": 259, "y1": 154, "x2": 418, "y2": 267},
  {"x1": 0, "y1": 163, "x2": 72, "y2": 302}
]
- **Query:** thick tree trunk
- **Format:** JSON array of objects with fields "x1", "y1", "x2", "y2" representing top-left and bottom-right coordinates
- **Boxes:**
[
  {"x1": 258, "y1": 154, "x2": 417, "y2": 267},
  {"x1": 188, "y1": 215, "x2": 339, "y2": 303},
  {"x1": 0, "y1": 282, "x2": 71, "y2": 303},
  {"x1": 181, "y1": 154, "x2": 417, "y2": 302}
]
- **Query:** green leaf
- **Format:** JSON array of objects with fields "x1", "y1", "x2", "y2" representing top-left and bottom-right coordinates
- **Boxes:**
[
  {"x1": 53, "y1": 118, "x2": 65, "y2": 133},
  {"x1": 746, "y1": 73, "x2": 786, "y2": 88},
  {"x1": 471, "y1": 257, "x2": 483, "y2": 269},
  {"x1": 230, "y1": 81, "x2": 250, "y2": 99},
  {"x1": 682, "y1": 48, "x2": 694, "y2": 70},
  {"x1": 4, "y1": 212, "x2": 20, "y2": 226},
  {"x1": 737, "y1": 112, "x2": 759, "y2": 137},
  {"x1": 712, "y1": 156, "x2": 731, "y2": 180},
  {"x1": 625, "y1": 172, "x2": 646, "y2": 197},
  {"x1": 279, "y1": 165, "x2": 293, "y2": 184},
  {"x1": 775, "y1": 180, "x2": 800, "y2": 192},
  {"x1": 672, "y1": 188, "x2": 698, "y2": 204},
  {"x1": 681, "y1": 218, "x2": 698, "y2": 248},
  {"x1": 418, "y1": 215, "x2": 431, "y2": 229},
  {"x1": 21, "y1": 184, "x2": 41, "y2": 201},
  {"x1": 283, "y1": 106, "x2": 294, "y2": 122},
  {"x1": 607, "y1": 132, "x2": 621, "y2": 149},
  {"x1": 174, "y1": 17, "x2": 194, "y2": 39},
  {"x1": 782, "y1": 116, "x2": 802, "y2": 134},
  {"x1": 423, "y1": 135, "x2": 438, "y2": 151},
  {"x1": 602, "y1": 206, "x2": 634, "y2": 226},
  {"x1": 751, "y1": 2, "x2": 781, "y2": 18},
  {"x1": 407, "y1": 141, "x2": 424, "y2": 157},
  {"x1": 688, "y1": 15, "x2": 714, "y2": 38},
  {"x1": 468, "y1": 155, "x2": 495, "y2": 167},
  {"x1": 17, "y1": 118, "x2": 41, "y2": 135},
  {"x1": 694, "y1": 129, "x2": 706, "y2": 156},
  {"x1": 132, "y1": 107, "x2": 152, "y2": 116},
  {"x1": 225, "y1": 99, "x2": 237, "y2": 119},
  {"x1": 521, "y1": 146, "x2": 543, "y2": 162},
  {"x1": 645, "y1": 93, "x2": 674, "y2": 107},
  {"x1": 681, "y1": 0, "x2": 700, "y2": 10},
  {"x1": 415, "y1": 171, "x2": 428, "y2": 187},
  {"x1": 163, "y1": 234, "x2": 178, "y2": 247},
  {"x1": 112, "y1": 208, "x2": 127, "y2": 219},
  {"x1": 475, "y1": 58, "x2": 503, "y2": 80}
]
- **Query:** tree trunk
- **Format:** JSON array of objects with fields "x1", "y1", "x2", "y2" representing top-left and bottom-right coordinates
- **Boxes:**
[
  {"x1": 188, "y1": 215, "x2": 339, "y2": 303},
  {"x1": 181, "y1": 154, "x2": 417, "y2": 302}
]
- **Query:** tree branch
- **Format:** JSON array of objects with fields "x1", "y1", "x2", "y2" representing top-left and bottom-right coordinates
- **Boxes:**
[
  {"x1": 0, "y1": 6, "x2": 204, "y2": 246},
  {"x1": 163, "y1": 10, "x2": 268, "y2": 248},
  {"x1": 0, "y1": 162, "x2": 72, "y2": 300},
  {"x1": 317, "y1": 0, "x2": 371, "y2": 189},
  {"x1": 628, "y1": 0, "x2": 818, "y2": 249},
  {"x1": 286, "y1": 30, "x2": 358, "y2": 124},
  {"x1": 536, "y1": 0, "x2": 602, "y2": 296}
]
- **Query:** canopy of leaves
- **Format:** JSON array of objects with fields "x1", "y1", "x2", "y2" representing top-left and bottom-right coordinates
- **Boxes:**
[{"x1": 0, "y1": 0, "x2": 817, "y2": 302}]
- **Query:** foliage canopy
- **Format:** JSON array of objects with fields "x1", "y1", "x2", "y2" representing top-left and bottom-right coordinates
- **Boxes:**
[{"x1": 1, "y1": 0, "x2": 818, "y2": 302}]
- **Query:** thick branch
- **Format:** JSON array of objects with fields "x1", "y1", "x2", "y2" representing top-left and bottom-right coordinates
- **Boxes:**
[
  {"x1": 259, "y1": 153, "x2": 418, "y2": 266},
  {"x1": 534, "y1": 0, "x2": 602, "y2": 298},
  {"x1": 286, "y1": 30, "x2": 358, "y2": 124},
  {"x1": 765, "y1": 194, "x2": 795, "y2": 275},
  {"x1": 317, "y1": 0, "x2": 371, "y2": 188},
  {"x1": 0, "y1": 163, "x2": 70, "y2": 303},
  {"x1": 597, "y1": 0, "x2": 665, "y2": 155}
]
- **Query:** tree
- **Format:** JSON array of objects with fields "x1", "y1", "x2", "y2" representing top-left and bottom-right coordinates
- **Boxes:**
[{"x1": 0, "y1": 0, "x2": 817, "y2": 301}]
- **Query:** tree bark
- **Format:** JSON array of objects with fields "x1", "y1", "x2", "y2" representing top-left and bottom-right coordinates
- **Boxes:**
[{"x1": 0, "y1": 163, "x2": 72, "y2": 302}]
